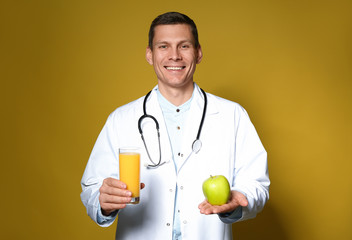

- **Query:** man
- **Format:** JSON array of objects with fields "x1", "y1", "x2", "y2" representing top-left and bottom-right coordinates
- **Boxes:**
[{"x1": 81, "y1": 12, "x2": 270, "y2": 240}]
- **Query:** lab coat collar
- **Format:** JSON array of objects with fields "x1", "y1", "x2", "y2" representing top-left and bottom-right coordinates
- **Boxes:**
[
  {"x1": 193, "y1": 83, "x2": 218, "y2": 116},
  {"x1": 148, "y1": 83, "x2": 218, "y2": 116}
]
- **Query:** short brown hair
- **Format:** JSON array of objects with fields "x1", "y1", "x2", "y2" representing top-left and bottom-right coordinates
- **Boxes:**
[{"x1": 148, "y1": 12, "x2": 200, "y2": 50}]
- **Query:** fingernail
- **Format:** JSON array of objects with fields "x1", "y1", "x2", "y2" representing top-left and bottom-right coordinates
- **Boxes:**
[{"x1": 126, "y1": 191, "x2": 132, "y2": 196}]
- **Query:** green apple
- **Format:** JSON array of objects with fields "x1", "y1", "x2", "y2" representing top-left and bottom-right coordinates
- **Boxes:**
[{"x1": 202, "y1": 175, "x2": 231, "y2": 205}]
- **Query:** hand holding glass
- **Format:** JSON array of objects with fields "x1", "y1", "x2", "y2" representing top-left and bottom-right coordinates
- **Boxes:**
[{"x1": 119, "y1": 148, "x2": 140, "y2": 204}]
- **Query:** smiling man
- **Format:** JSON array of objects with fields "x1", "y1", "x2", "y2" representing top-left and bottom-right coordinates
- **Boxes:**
[{"x1": 81, "y1": 12, "x2": 270, "y2": 240}]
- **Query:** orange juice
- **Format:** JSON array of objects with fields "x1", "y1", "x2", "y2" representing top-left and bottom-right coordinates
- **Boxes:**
[{"x1": 119, "y1": 150, "x2": 140, "y2": 204}]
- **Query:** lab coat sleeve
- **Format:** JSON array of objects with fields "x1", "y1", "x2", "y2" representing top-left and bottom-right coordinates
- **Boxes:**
[
  {"x1": 230, "y1": 105, "x2": 270, "y2": 222},
  {"x1": 80, "y1": 113, "x2": 120, "y2": 227},
  {"x1": 218, "y1": 206, "x2": 243, "y2": 224},
  {"x1": 96, "y1": 203, "x2": 118, "y2": 225}
]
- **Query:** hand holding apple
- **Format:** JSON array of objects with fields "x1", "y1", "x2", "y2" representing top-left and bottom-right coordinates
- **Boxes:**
[
  {"x1": 200, "y1": 175, "x2": 248, "y2": 215},
  {"x1": 199, "y1": 190, "x2": 248, "y2": 215},
  {"x1": 202, "y1": 175, "x2": 231, "y2": 205}
]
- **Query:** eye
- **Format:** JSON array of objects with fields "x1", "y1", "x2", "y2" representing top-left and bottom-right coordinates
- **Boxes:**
[
  {"x1": 181, "y1": 44, "x2": 190, "y2": 49},
  {"x1": 158, "y1": 45, "x2": 167, "y2": 49}
]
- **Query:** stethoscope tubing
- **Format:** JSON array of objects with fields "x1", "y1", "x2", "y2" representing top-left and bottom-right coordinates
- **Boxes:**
[{"x1": 138, "y1": 88, "x2": 207, "y2": 168}]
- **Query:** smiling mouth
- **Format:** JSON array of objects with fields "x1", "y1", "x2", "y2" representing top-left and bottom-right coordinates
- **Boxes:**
[{"x1": 165, "y1": 66, "x2": 186, "y2": 70}]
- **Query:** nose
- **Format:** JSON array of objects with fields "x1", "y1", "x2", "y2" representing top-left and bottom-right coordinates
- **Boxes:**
[{"x1": 169, "y1": 47, "x2": 182, "y2": 61}]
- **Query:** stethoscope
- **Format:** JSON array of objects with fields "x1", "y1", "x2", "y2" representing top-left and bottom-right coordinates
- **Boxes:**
[{"x1": 138, "y1": 88, "x2": 207, "y2": 168}]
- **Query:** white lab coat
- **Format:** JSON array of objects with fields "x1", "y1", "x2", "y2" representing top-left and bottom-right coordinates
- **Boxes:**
[{"x1": 80, "y1": 84, "x2": 270, "y2": 240}]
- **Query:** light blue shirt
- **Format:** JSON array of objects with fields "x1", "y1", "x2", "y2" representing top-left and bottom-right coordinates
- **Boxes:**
[{"x1": 156, "y1": 89, "x2": 193, "y2": 240}]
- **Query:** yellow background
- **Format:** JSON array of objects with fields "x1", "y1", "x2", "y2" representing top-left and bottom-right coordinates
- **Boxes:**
[{"x1": 1, "y1": 0, "x2": 351, "y2": 239}]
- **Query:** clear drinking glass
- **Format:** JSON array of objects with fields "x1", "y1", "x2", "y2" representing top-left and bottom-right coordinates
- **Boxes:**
[{"x1": 119, "y1": 147, "x2": 140, "y2": 204}]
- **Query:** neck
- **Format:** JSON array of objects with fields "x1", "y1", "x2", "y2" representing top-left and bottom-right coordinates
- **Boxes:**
[{"x1": 158, "y1": 82, "x2": 194, "y2": 106}]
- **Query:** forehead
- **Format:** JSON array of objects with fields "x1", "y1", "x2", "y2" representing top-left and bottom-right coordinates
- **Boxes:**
[{"x1": 153, "y1": 24, "x2": 194, "y2": 44}]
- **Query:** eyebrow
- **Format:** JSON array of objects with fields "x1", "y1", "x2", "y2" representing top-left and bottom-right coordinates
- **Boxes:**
[{"x1": 154, "y1": 40, "x2": 194, "y2": 46}]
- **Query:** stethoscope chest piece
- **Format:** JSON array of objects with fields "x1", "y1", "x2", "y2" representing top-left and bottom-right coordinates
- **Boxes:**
[{"x1": 192, "y1": 139, "x2": 202, "y2": 154}]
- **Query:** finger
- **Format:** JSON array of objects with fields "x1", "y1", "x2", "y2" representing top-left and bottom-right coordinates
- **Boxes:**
[
  {"x1": 203, "y1": 205, "x2": 221, "y2": 215},
  {"x1": 141, "y1": 183, "x2": 145, "y2": 189},
  {"x1": 212, "y1": 204, "x2": 231, "y2": 214},
  {"x1": 100, "y1": 193, "x2": 132, "y2": 205},
  {"x1": 198, "y1": 200, "x2": 208, "y2": 209},
  {"x1": 100, "y1": 184, "x2": 132, "y2": 197},
  {"x1": 239, "y1": 197, "x2": 248, "y2": 207},
  {"x1": 99, "y1": 193, "x2": 132, "y2": 214},
  {"x1": 199, "y1": 200, "x2": 228, "y2": 215},
  {"x1": 99, "y1": 193, "x2": 132, "y2": 203},
  {"x1": 100, "y1": 200, "x2": 130, "y2": 214},
  {"x1": 104, "y1": 178, "x2": 127, "y2": 189},
  {"x1": 232, "y1": 191, "x2": 248, "y2": 207},
  {"x1": 200, "y1": 200, "x2": 237, "y2": 215},
  {"x1": 199, "y1": 201, "x2": 217, "y2": 214}
]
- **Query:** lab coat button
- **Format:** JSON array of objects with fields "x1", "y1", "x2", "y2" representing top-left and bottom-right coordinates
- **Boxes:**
[
  {"x1": 169, "y1": 189, "x2": 173, "y2": 192},
  {"x1": 166, "y1": 223, "x2": 170, "y2": 226},
  {"x1": 180, "y1": 186, "x2": 184, "y2": 190},
  {"x1": 183, "y1": 220, "x2": 187, "y2": 224}
]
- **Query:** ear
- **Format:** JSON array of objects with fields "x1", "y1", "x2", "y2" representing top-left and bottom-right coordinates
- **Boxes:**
[
  {"x1": 196, "y1": 45, "x2": 203, "y2": 64},
  {"x1": 146, "y1": 47, "x2": 153, "y2": 65}
]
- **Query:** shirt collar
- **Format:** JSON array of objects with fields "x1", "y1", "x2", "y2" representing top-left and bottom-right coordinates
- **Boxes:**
[{"x1": 156, "y1": 86, "x2": 194, "y2": 114}]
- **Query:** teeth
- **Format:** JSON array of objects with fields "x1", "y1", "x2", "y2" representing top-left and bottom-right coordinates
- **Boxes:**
[{"x1": 166, "y1": 66, "x2": 184, "y2": 70}]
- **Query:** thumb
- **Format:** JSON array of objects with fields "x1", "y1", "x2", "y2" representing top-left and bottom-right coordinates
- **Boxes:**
[
  {"x1": 239, "y1": 197, "x2": 248, "y2": 207},
  {"x1": 234, "y1": 191, "x2": 248, "y2": 207}
]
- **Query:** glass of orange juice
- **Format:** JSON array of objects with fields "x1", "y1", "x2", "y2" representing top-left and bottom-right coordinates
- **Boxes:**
[{"x1": 119, "y1": 147, "x2": 140, "y2": 204}]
